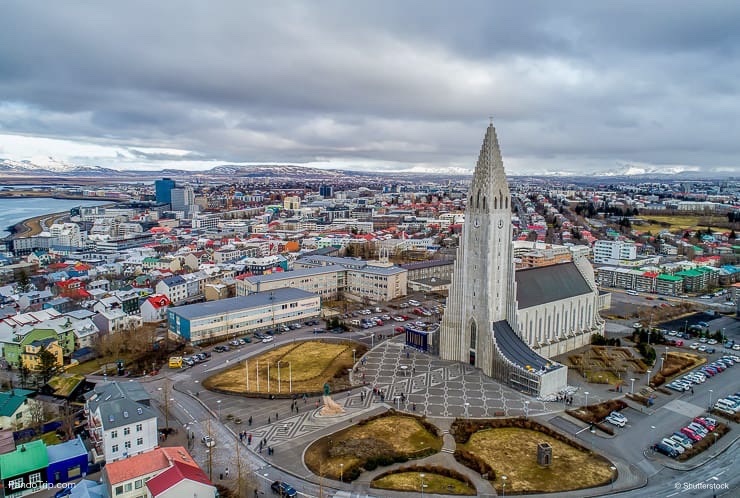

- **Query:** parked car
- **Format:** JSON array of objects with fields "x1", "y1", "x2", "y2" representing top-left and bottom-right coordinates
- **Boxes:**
[
  {"x1": 680, "y1": 427, "x2": 702, "y2": 441},
  {"x1": 262, "y1": 336, "x2": 274, "y2": 343},
  {"x1": 271, "y1": 481, "x2": 297, "y2": 497},
  {"x1": 201, "y1": 435, "x2": 215, "y2": 447},
  {"x1": 609, "y1": 411, "x2": 628, "y2": 423},
  {"x1": 394, "y1": 326, "x2": 405, "y2": 333},
  {"x1": 408, "y1": 299, "x2": 421, "y2": 306},
  {"x1": 670, "y1": 433, "x2": 693, "y2": 449},
  {"x1": 693, "y1": 417, "x2": 716, "y2": 431},
  {"x1": 661, "y1": 438, "x2": 685, "y2": 454},
  {"x1": 653, "y1": 442, "x2": 678, "y2": 457},
  {"x1": 605, "y1": 415, "x2": 626, "y2": 427}
]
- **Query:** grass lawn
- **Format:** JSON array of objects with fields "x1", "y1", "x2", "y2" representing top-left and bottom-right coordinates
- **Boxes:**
[
  {"x1": 634, "y1": 214, "x2": 727, "y2": 234},
  {"x1": 372, "y1": 472, "x2": 476, "y2": 495},
  {"x1": 461, "y1": 427, "x2": 614, "y2": 494},
  {"x1": 66, "y1": 353, "x2": 138, "y2": 375},
  {"x1": 203, "y1": 340, "x2": 365, "y2": 395},
  {"x1": 305, "y1": 414, "x2": 442, "y2": 480},
  {"x1": 38, "y1": 431, "x2": 62, "y2": 446},
  {"x1": 584, "y1": 370, "x2": 621, "y2": 384}
]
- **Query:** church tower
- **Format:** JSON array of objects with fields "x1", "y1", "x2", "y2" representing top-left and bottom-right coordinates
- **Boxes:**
[{"x1": 439, "y1": 122, "x2": 516, "y2": 374}]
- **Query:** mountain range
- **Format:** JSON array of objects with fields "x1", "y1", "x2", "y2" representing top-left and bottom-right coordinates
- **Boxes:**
[{"x1": 0, "y1": 157, "x2": 736, "y2": 181}]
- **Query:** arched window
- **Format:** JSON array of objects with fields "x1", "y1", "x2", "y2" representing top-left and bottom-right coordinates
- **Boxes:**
[
  {"x1": 494, "y1": 197, "x2": 498, "y2": 209},
  {"x1": 483, "y1": 197, "x2": 486, "y2": 210},
  {"x1": 477, "y1": 190, "x2": 481, "y2": 208},
  {"x1": 505, "y1": 196, "x2": 509, "y2": 209},
  {"x1": 470, "y1": 321, "x2": 477, "y2": 349}
]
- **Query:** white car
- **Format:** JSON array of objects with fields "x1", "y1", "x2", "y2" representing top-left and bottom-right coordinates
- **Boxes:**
[
  {"x1": 669, "y1": 434, "x2": 692, "y2": 450},
  {"x1": 707, "y1": 339, "x2": 718, "y2": 345},
  {"x1": 609, "y1": 411, "x2": 628, "y2": 424},
  {"x1": 605, "y1": 415, "x2": 626, "y2": 427},
  {"x1": 262, "y1": 336, "x2": 274, "y2": 343},
  {"x1": 690, "y1": 342, "x2": 700, "y2": 349},
  {"x1": 408, "y1": 300, "x2": 421, "y2": 306},
  {"x1": 201, "y1": 435, "x2": 215, "y2": 447},
  {"x1": 661, "y1": 438, "x2": 685, "y2": 454}
]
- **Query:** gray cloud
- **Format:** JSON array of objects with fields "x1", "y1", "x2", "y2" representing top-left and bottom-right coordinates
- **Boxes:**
[{"x1": 1, "y1": 1, "x2": 739, "y2": 174}]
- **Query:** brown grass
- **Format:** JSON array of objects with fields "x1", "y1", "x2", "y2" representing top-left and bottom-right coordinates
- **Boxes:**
[
  {"x1": 651, "y1": 352, "x2": 705, "y2": 386},
  {"x1": 567, "y1": 399, "x2": 628, "y2": 425},
  {"x1": 305, "y1": 413, "x2": 442, "y2": 480},
  {"x1": 372, "y1": 471, "x2": 476, "y2": 495},
  {"x1": 203, "y1": 340, "x2": 366, "y2": 395},
  {"x1": 461, "y1": 428, "x2": 615, "y2": 494}
]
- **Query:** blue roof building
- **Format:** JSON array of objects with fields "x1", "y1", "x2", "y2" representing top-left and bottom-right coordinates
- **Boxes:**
[{"x1": 47, "y1": 436, "x2": 88, "y2": 484}]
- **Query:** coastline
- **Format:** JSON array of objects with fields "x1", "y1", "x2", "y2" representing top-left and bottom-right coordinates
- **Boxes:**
[{"x1": 5, "y1": 211, "x2": 69, "y2": 240}]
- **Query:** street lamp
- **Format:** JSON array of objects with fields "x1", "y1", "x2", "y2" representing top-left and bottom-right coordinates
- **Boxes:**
[
  {"x1": 464, "y1": 402, "x2": 470, "y2": 419},
  {"x1": 646, "y1": 370, "x2": 651, "y2": 387},
  {"x1": 524, "y1": 400, "x2": 530, "y2": 420},
  {"x1": 277, "y1": 361, "x2": 282, "y2": 394},
  {"x1": 584, "y1": 391, "x2": 589, "y2": 408},
  {"x1": 420, "y1": 473, "x2": 425, "y2": 498},
  {"x1": 709, "y1": 389, "x2": 713, "y2": 409},
  {"x1": 217, "y1": 400, "x2": 222, "y2": 420},
  {"x1": 630, "y1": 378, "x2": 636, "y2": 394},
  {"x1": 352, "y1": 349, "x2": 356, "y2": 364},
  {"x1": 339, "y1": 463, "x2": 344, "y2": 482},
  {"x1": 501, "y1": 475, "x2": 507, "y2": 497},
  {"x1": 610, "y1": 466, "x2": 616, "y2": 489}
]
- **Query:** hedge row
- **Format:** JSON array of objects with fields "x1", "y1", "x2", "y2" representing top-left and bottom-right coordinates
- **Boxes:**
[
  {"x1": 453, "y1": 449, "x2": 495, "y2": 480},
  {"x1": 676, "y1": 423, "x2": 730, "y2": 461}
]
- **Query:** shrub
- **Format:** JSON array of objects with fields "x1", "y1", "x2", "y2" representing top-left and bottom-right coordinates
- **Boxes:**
[{"x1": 454, "y1": 449, "x2": 495, "y2": 480}]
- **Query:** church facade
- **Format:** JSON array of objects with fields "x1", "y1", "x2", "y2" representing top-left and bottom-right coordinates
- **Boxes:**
[{"x1": 439, "y1": 124, "x2": 604, "y2": 397}]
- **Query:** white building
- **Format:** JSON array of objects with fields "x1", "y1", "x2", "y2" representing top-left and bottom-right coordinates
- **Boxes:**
[
  {"x1": 84, "y1": 381, "x2": 159, "y2": 463},
  {"x1": 593, "y1": 240, "x2": 637, "y2": 265}
]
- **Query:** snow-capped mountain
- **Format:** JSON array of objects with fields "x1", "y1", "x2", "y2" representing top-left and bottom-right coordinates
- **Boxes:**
[{"x1": 0, "y1": 157, "x2": 117, "y2": 175}]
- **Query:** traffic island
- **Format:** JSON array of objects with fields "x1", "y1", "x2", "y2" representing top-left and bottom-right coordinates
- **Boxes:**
[
  {"x1": 450, "y1": 418, "x2": 617, "y2": 494},
  {"x1": 371, "y1": 465, "x2": 476, "y2": 495},
  {"x1": 304, "y1": 410, "x2": 442, "y2": 482},
  {"x1": 203, "y1": 340, "x2": 367, "y2": 396}
]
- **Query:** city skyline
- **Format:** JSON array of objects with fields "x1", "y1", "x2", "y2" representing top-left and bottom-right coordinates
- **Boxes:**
[{"x1": 1, "y1": 1, "x2": 740, "y2": 175}]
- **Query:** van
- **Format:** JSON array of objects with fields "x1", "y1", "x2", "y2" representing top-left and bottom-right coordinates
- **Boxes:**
[{"x1": 168, "y1": 356, "x2": 183, "y2": 368}]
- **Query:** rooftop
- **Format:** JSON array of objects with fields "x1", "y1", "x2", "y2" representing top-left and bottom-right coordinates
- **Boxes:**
[
  {"x1": 169, "y1": 287, "x2": 317, "y2": 320},
  {"x1": 515, "y1": 263, "x2": 593, "y2": 309},
  {"x1": 493, "y1": 320, "x2": 561, "y2": 374}
]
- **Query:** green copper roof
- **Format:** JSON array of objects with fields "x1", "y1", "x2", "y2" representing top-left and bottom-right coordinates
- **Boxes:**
[{"x1": 0, "y1": 439, "x2": 48, "y2": 479}]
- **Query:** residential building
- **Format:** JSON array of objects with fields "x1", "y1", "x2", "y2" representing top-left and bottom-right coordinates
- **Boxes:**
[
  {"x1": 593, "y1": 239, "x2": 637, "y2": 265},
  {"x1": 0, "y1": 389, "x2": 37, "y2": 430},
  {"x1": 168, "y1": 288, "x2": 320, "y2": 344},
  {"x1": 47, "y1": 436, "x2": 88, "y2": 484},
  {"x1": 102, "y1": 446, "x2": 214, "y2": 498},
  {"x1": 22, "y1": 337, "x2": 63, "y2": 372},
  {"x1": 0, "y1": 439, "x2": 48, "y2": 495},
  {"x1": 156, "y1": 276, "x2": 188, "y2": 305},
  {"x1": 140, "y1": 295, "x2": 171, "y2": 323},
  {"x1": 84, "y1": 381, "x2": 158, "y2": 463}
]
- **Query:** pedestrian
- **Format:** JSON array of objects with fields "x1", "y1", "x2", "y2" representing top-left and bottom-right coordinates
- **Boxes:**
[
  {"x1": 225, "y1": 468, "x2": 229, "y2": 478},
  {"x1": 413, "y1": 403, "x2": 416, "y2": 411},
  {"x1": 248, "y1": 434, "x2": 252, "y2": 445},
  {"x1": 268, "y1": 416, "x2": 271, "y2": 424},
  {"x1": 276, "y1": 412, "x2": 279, "y2": 420},
  {"x1": 220, "y1": 473, "x2": 223, "y2": 480},
  {"x1": 296, "y1": 405, "x2": 299, "y2": 413},
  {"x1": 691, "y1": 387, "x2": 694, "y2": 395},
  {"x1": 254, "y1": 489, "x2": 259, "y2": 498},
  {"x1": 248, "y1": 415, "x2": 253, "y2": 426}
]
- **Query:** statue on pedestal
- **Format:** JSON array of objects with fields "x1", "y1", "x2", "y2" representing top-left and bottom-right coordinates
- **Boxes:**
[{"x1": 319, "y1": 383, "x2": 345, "y2": 416}]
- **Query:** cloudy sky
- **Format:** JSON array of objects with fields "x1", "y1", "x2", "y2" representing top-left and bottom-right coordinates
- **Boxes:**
[{"x1": 1, "y1": 1, "x2": 739, "y2": 175}]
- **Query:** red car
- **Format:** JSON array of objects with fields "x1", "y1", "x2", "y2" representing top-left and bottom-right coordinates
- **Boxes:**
[
  {"x1": 394, "y1": 326, "x2": 405, "y2": 334},
  {"x1": 693, "y1": 417, "x2": 716, "y2": 431},
  {"x1": 680, "y1": 427, "x2": 702, "y2": 441}
]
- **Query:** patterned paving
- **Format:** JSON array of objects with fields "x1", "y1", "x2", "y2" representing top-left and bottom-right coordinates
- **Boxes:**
[{"x1": 357, "y1": 338, "x2": 553, "y2": 418}]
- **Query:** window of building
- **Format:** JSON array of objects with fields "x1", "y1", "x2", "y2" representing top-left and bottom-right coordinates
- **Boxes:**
[
  {"x1": 29, "y1": 473, "x2": 42, "y2": 485},
  {"x1": 111, "y1": 430, "x2": 118, "y2": 438},
  {"x1": 115, "y1": 485, "x2": 124, "y2": 495},
  {"x1": 137, "y1": 437, "x2": 143, "y2": 445},
  {"x1": 125, "y1": 483, "x2": 133, "y2": 492},
  {"x1": 68, "y1": 465, "x2": 81, "y2": 478},
  {"x1": 112, "y1": 444, "x2": 119, "y2": 452},
  {"x1": 124, "y1": 427, "x2": 130, "y2": 436},
  {"x1": 125, "y1": 441, "x2": 131, "y2": 449},
  {"x1": 135, "y1": 480, "x2": 143, "y2": 489}
]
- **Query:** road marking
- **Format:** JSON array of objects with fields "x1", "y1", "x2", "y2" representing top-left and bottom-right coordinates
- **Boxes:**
[{"x1": 666, "y1": 492, "x2": 679, "y2": 497}]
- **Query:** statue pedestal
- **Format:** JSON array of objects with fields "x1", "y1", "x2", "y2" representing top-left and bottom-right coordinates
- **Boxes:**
[{"x1": 318, "y1": 395, "x2": 345, "y2": 417}]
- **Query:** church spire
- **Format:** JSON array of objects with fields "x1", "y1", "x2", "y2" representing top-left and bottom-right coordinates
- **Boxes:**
[{"x1": 473, "y1": 122, "x2": 508, "y2": 193}]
